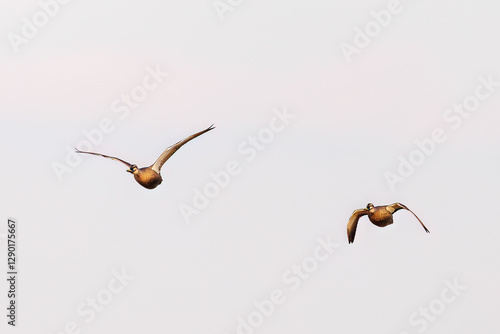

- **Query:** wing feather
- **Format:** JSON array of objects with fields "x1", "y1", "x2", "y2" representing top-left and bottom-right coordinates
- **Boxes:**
[
  {"x1": 347, "y1": 209, "x2": 369, "y2": 244},
  {"x1": 75, "y1": 149, "x2": 132, "y2": 167},
  {"x1": 151, "y1": 124, "x2": 215, "y2": 173},
  {"x1": 390, "y1": 203, "x2": 430, "y2": 233}
]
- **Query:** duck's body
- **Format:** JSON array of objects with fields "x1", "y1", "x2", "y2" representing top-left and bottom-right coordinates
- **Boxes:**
[
  {"x1": 76, "y1": 124, "x2": 215, "y2": 189},
  {"x1": 367, "y1": 205, "x2": 398, "y2": 227},
  {"x1": 347, "y1": 203, "x2": 429, "y2": 243},
  {"x1": 133, "y1": 167, "x2": 163, "y2": 189}
]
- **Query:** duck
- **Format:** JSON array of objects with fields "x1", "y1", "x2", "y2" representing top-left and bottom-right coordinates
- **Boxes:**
[
  {"x1": 347, "y1": 203, "x2": 429, "y2": 243},
  {"x1": 76, "y1": 124, "x2": 214, "y2": 189}
]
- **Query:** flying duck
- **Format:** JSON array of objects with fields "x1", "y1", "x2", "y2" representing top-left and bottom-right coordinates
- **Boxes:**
[
  {"x1": 347, "y1": 203, "x2": 430, "y2": 243},
  {"x1": 76, "y1": 124, "x2": 215, "y2": 189}
]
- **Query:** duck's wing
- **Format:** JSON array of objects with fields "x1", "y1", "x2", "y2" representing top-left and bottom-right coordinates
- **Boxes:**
[
  {"x1": 75, "y1": 149, "x2": 132, "y2": 167},
  {"x1": 389, "y1": 203, "x2": 430, "y2": 233},
  {"x1": 347, "y1": 208, "x2": 369, "y2": 244},
  {"x1": 150, "y1": 124, "x2": 215, "y2": 173}
]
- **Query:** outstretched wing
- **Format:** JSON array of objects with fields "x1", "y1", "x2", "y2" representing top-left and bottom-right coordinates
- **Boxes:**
[
  {"x1": 347, "y1": 208, "x2": 369, "y2": 244},
  {"x1": 75, "y1": 149, "x2": 132, "y2": 168},
  {"x1": 151, "y1": 124, "x2": 215, "y2": 173},
  {"x1": 389, "y1": 203, "x2": 430, "y2": 233}
]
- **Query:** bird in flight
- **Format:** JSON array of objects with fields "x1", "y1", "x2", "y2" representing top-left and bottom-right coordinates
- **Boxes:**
[
  {"x1": 347, "y1": 203, "x2": 430, "y2": 243},
  {"x1": 76, "y1": 124, "x2": 215, "y2": 189}
]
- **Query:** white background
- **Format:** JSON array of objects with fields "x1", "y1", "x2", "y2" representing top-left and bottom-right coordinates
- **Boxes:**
[{"x1": 1, "y1": 0, "x2": 500, "y2": 333}]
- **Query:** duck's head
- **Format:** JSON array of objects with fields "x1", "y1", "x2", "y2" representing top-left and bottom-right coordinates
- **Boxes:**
[
  {"x1": 366, "y1": 203, "x2": 375, "y2": 210},
  {"x1": 127, "y1": 164, "x2": 138, "y2": 174}
]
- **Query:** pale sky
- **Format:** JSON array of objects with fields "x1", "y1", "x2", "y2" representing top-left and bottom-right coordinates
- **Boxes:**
[{"x1": 1, "y1": 1, "x2": 500, "y2": 333}]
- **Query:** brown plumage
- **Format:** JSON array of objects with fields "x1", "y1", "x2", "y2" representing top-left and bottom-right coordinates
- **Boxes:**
[
  {"x1": 347, "y1": 203, "x2": 430, "y2": 243},
  {"x1": 76, "y1": 124, "x2": 215, "y2": 189}
]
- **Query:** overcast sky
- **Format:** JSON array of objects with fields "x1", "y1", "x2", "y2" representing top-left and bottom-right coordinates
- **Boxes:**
[{"x1": 1, "y1": 0, "x2": 500, "y2": 333}]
